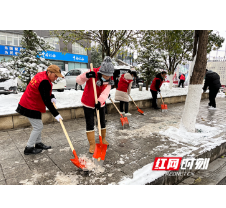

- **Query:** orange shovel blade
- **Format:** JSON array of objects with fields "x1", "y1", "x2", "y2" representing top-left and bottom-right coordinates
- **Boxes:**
[
  {"x1": 70, "y1": 150, "x2": 87, "y2": 170},
  {"x1": 93, "y1": 136, "x2": 108, "y2": 161},
  {"x1": 161, "y1": 104, "x2": 168, "y2": 110},
  {"x1": 120, "y1": 117, "x2": 129, "y2": 129},
  {"x1": 137, "y1": 107, "x2": 144, "y2": 115}
]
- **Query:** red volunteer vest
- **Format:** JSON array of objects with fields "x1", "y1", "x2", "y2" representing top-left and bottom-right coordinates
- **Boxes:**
[
  {"x1": 180, "y1": 74, "x2": 185, "y2": 81},
  {"x1": 150, "y1": 77, "x2": 163, "y2": 91},
  {"x1": 19, "y1": 71, "x2": 52, "y2": 113},
  {"x1": 81, "y1": 67, "x2": 111, "y2": 108},
  {"x1": 117, "y1": 74, "x2": 133, "y2": 92}
]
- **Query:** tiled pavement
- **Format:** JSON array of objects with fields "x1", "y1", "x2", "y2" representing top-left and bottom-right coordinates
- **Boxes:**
[{"x1": 0, "y1": 97, "x2": 225, "y2": 185}]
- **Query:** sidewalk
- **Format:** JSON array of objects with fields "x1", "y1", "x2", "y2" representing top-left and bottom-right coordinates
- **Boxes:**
[{"x1": 0, "y1": 98, "x2": 225, "y2": 185}]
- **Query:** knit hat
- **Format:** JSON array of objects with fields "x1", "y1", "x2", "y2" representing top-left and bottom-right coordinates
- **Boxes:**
[{"x1": 98, "y1": 56, "x2": 114, "y2": 76}]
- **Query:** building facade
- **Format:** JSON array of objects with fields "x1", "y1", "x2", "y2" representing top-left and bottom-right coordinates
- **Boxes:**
[
  {"x1": 207, "y1": 60, "x2": 226, "y2": 86},
  {"x1": 0, "y1": 30, "x2": 91, "y2": 72}
]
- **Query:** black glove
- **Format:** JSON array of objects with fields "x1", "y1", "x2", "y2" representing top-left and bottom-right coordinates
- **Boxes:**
[
  {"x1": 95, "y1": 101, "x2": 101, "y2": 110},
  {"x1": 86, "y1": 71, "x2": 96, "y2": 79},
  {"x1": 108, "y1": 94, "x2": 111, "y2": 100},
  {"x1": 158, "y1": 89, "x2": 161, "y2": 93}
]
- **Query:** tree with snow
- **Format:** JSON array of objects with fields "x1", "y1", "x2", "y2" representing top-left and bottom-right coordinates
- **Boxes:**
[
  {"x1": 148, "y1": 30, "x2": 224, "y2": 89},
  {"x1": 91, "y1": 45, "x2": 103, "y2": 68},
  {"x1": 180, "y1": 30, "x2": 209, "y2": 132},
  {"x1": 1, "y1": 30, "x2": 53, "y2": 91},
  {"x1": 136, "y1": 31, "x2": 163, "y2": 90}
]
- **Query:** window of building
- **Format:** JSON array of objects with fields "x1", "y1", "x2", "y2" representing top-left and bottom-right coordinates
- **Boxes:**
[
  {"x1": 0, "y1": 32, "x2": 23, "y2": 46},
  {"x1": 72, "y1": 42, "x2": 87, "y2": 55},
  {"x1": 50, "y1": 60, "x2": 65, "y2": 71},
  {"x1": 68, "y1": 62, "x2": 87, "y2": 70},
  {"x1": 45, "y1": 37, "x2": 60, "y2": 51}
]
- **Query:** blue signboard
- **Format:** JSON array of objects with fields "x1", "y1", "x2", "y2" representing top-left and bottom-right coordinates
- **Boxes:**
[
  {"x1": 0, "y1": 45, "x2": 22, "y2": 56},
  {"x1": 0, "y1": 45, "x2": 88, "y2": 63}
]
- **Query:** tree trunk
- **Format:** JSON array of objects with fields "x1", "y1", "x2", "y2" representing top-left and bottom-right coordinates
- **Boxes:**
[
  {"x1": 180, "y1": 31, "x2": 208, "y2": 132},
  {"x1": 169, "y1": 74, "x2": 174, "y2": 89},
  {"x1": 146, "y1": 80, "x2": 149, "y2": 91}
]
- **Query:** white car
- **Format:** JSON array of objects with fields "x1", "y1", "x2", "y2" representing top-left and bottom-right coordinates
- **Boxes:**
[
  {"x1": 65, "y1": 68, "x2": 89, "y2": 90},
  {"x1": 52, "y1": 71, "x2": 67, "y2": 92},
  {"x1": 0, "y1": 68, "x2": 18, "y2": 94}
]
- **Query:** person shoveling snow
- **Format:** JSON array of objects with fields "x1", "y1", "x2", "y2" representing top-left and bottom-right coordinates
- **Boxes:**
[
  {"x1": 150, "y1": 71, "x2": 167, "y2": 110},
  {"x1": 76, "y1": 57, "x2": 114, "y2": 154},
  {"x1": 16, "y1": 65, "x2": 64, "y2": 155}
]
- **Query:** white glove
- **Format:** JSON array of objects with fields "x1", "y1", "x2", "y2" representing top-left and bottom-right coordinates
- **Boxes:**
[
  {"x1": 51, "y1": 98, "x2": 57, "y2": 104},
  {"x1": 55, "y1": 114, "x2": 63, "y2": 122}
]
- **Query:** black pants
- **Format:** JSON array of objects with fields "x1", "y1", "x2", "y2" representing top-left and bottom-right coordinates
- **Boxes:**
[
  {"x1": 150, "y1": 90, "x2": 158, "y2": 108},
  {"x1": 178, "y1": 80, "x2": 185, "y2": 88},
  {"x1": 209, "y1": 88, "x2": 219, "y2": 108},
  {"x1": 83, "y1": 106, "x2": 105, "y2": 131},
  {"x1": 120, "y1": 101, "x2": 128, "y2": 113}
]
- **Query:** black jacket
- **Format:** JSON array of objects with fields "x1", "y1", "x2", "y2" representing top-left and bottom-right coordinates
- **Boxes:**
[
  {"x1": 16, "y1": 80, "x2": 59, "y2": 119},
  {"x1": 155, "y1": 73, "x2": 164, "y2": 91},
  {"x1": 203, "y1": 70, "x2": 221, "y2": 91}
]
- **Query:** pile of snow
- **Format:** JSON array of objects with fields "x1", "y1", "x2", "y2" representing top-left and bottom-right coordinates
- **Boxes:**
[
  {"x1": 160, "y1": 123, "x2": 223, "y2": 146},
  {"x1": 119, "y1": 162, "x2": 166, "y2": 185}
]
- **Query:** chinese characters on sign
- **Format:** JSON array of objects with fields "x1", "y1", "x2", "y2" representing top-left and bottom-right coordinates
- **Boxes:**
[
  {"x1": 152, "y1": 157, "x2": 182, "y2": 171},
  {"x1": 152, "y1": 157, "x2": 210, "y2": 171},
  {"x1": 2, "y1": 46, "x2": 21, "y2": 56}
]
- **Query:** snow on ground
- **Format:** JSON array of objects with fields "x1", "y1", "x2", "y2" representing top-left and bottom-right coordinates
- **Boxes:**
[
  {"x1": 217, "y1": 91, "x2": 226, "y2": 98},
  {"x1": 0, "y1": 83, "x2": 188, "y2": 116}
]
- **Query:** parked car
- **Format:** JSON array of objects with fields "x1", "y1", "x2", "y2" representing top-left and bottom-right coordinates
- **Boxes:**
[
  {"x1": 65, "y1": 68, "x2": 89, "y2": 90},
  {"x1": 52, "y1": 71, "x2": 67, "y2": 92},
  {"x1": 0, "y1": 68, "x2": 18, "y2": 94}
]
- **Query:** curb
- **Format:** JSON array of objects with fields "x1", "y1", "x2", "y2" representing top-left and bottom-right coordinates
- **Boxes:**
[{"x1": 147, "y1": 141, "x2": 226, "y2": 185}]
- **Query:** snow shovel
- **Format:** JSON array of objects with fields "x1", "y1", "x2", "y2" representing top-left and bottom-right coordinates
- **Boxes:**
[
  {"x1": 90, "y1": 63, "x2": 108, "y2": 167},
  {"x1": 109, "y1": 97, "x2": 129, "y2": 129},
  {"x1": 159, "y1": 93, "x2": 168, "y2": 112},
  {"x1": 129, "y1": 94, "x2": 144, "y2": 115},
  {"x1": 53, "y1": 103, "x2": 87, "y2": 171}
]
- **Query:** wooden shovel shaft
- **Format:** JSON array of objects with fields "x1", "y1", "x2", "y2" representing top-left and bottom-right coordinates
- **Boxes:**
[
  {"x1": 90, "y1": 63, "x2": 102, "y2": 138},
  {"x1": 53, "y1": 102, "x2": 74, "y2": 152},
  {"x1": 159, "y1": 93, "x2": 165, "y2": 105},
  {"x1": 129, "y1": 94, "x2": 138, "y2": 107},
  {"x1": 110, "y1": 98, "x2": 123, "y2": 117}
]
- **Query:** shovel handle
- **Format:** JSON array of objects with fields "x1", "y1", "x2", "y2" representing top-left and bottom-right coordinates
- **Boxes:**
[
  {"x1": 109, "y1": 98, "x2": 123, "y2": 117},
  {"x1": 53, "y1": 102, "x2": 75, "y2": 152},
  {"x1": 159, "y1": 93, "x2": 165, "y2": 105},
  {"x1": 129, "y1": 94, "x2": 138, "y2": 107},
  {"x1": 90, "y1": 63, "x2": 102, "y2": 141}
]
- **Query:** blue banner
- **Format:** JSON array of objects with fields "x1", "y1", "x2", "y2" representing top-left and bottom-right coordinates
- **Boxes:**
[
  {"x1": 0, "y1": 45, "x2": 22, "y2": 56},
  {"x1": 0, "y1": 45, "x2": 88, "y2": 63}
]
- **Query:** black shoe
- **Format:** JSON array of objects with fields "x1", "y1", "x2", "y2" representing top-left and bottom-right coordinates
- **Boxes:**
[
  {"x1": 35, "y1": 142, "x2": 51, "y2": 150},
  {"x1": 154, "y1": 106, "x2": 161, "y2": 110},
  {"x1": 24, "y1": 146, "x2": 42, "y2": 155}
]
